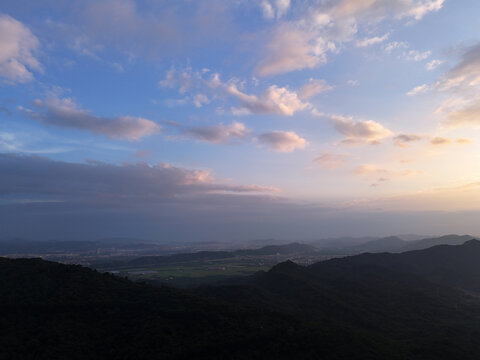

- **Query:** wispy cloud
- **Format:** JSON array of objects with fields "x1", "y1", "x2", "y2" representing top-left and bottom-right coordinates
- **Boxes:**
[
  {"x1": 0, "y1": 14, "x2": 41, "y2": 83},
  {"x1": 258, "y1": 131, "x2": 307, "y2": 152},
  {"x1": 407, "y1": 84, "x2": 430, "y2": 96},
  {"x1": 426, "y1": 59, "x2": 444, "y2": 71},
  {"x1": 313, "y1": 153, "x2": 349, "y2": 169},
  {"x1": 430, "y1": 136, "x2": 471, "y2": 146},
  {"x1": 298, "y1": 79, "x2": 332, "y2": 100},
  {"x1": 260, "y1": 0, "x2": 291, "y2": 20},
  {"x1": 179, "y1": 121, "x2": 250, "y2": 144},
  {"x1": 393, "y1": 133, "x2": 424, "y2": 147},
  {"x1": 356, "y1": 33, "x2": 389, "y2": 48},
  {"x1": 20, "y1": 97, "x2": 161, "y2": 141}
]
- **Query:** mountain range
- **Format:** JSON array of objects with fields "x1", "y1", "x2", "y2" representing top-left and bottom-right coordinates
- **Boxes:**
[{"x1": 3, "y1": 239, "x2": 480, "y2": 358}]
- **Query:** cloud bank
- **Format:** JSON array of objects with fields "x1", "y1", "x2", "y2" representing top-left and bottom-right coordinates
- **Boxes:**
[{"x1": 20, "y1": 97, "x2": 161, "y2": 141}]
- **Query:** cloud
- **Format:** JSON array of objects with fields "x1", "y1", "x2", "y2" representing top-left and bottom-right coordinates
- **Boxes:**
[
  {"x1": 331, "y1": 0, "x2": 444, "y2": 20},
  {"x1": 298, "y1": 79, "x2": 333, "y2": 100},
  {"x1": 0, "y1": 14, "x2": 41, "y2": 83},
  {"x1": 256, "y1": 0, "x2": 443, "y2": 76},
  {"x1": 0, "y1": 153, "x2": 279, "y2": 205},
  {"x1": 181, "y1": 121, "x2": 250, "y2": 144},
  {"x1": 257, "y1": 131, "x2": 307, "y2": 152},
  {"x1": 407, "y1": 84, "x2": 429, "y2": 96},
  {"x1": 385, "y1": 41, "x2": 409, "y2": 53},
  {"x1": 227, "y1": 84, "x2": 309, "y2": 116},
  {"x1": 430, "y1": 136, "x2": 450, "y2": 145},
  {"x1": 159, "y1": 67, "x2": 195, "y2": 94},
  {"x1": 353, "y1": 164, "x2": 416, "y2": 178},
  {"x1": 255, "y1": 23, "x2": 334, "y2": 77},
  {"x1": 406, "y1": 0, "x2": 444, "y2": 20},
  {"x1": 354, "y1": 164, "x2": 390, "y2": 176},
  {"x1": 160, "y1": 68, "x2": 310, "y2": 116},
  {"x1": 260, "y1": 0, "x2": 291, "y2": 20},
  {"x1": 64, "y1": 0, "x2": 240, "y2": 61},
  {"x1": 426, "y1": 59, "x2": 444, "y2": 71},
  {"x1": 313, "y1": 153, "x2": 349, "y2": 169},
  {"x1": 435, "y1": 43, "x2": 480, "y2": 92},
  {"x1": 135, "y1": 149, "x2": 151, "y2": 158},
  {"x1": 430, "y1": 136, "x2": 471, "y2": 145},
  {"x1": 331, "y1": 115, "x2": 393, "y2": 144},
  {"x1": 404, "y1": 49, "x2": 431, "y2": 61},
  {"x1": 356, "y1": 33, "x2": 389, "y2": 47},
  {"x1": 393, "y1": 133, "x2": 424, "y2": 147},
  {"x1": 456, "y1": 138, "x2": 471, "y2": 144},
  {"x1": 443, "y1": 102, "x2": 480, "y2": 128},
  {"x1": 20, "y1": 97, "x2": 161, "y2": 141},
  {"x1": 432, "y1": 42, "x2": 480, "y2": 128}
]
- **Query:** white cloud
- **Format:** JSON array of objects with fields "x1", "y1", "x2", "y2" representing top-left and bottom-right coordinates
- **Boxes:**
[
  {"x1": 256, "y1": 0, "x2": 443, "y2": 76},
  {"x1": 407, "y1": 84, "x2": 429, "y2": 96},
  {"x1": 331, "y1": 115, "x2": 393, "y2": 144},
  {"x1": 258, "y1": 131, "x2": 307, "y2": 152},
  {"x1": 404, "y1": 49, "x2": 431, "y2": 61},
  {"x1": 228, "y1": 84, "x2": 309, "y2": 116},
  {"x1": 260, "y1": 0, "x2": 291, "y2": 19},
  {"x1": 356, "y1": 33, "x2": 389, "y2": 48},
  {"x1": 0, "y1": 14, "x2": 41, "y2": 83},
  {"x1": 426, "y1": 59, "x2": 444, "y2": 71},
  {"x1": 20, "y1": 97, "x2": 161, "y2": 141},
  {"x1": 298, "y1": 79, "x2": 333, "y2": 100},
  {"x1": 385, "y1": 41, "x2": 409, "y2": 53},
  {"x1": 406, "y1": 0, "x2": 444, "y2": 20},
  {"x1": 160, "y1": 68, "x2": 309, "y2": 116},
  {"x1": 255, "y1": 23, "x2": 333, "y2": 77},
  {"x1": 193, "y1": 93, "x2": 210, "y2": 108}
]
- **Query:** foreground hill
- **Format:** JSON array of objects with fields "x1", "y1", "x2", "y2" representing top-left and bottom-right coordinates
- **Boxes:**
[
  {"x1": 199, "y1": 241, "x2": 480, "y2": 359},
  {"x1": 0, "y1": 257, "x2": 402, "y2": 360},
  {"x1": 4, "y1": 241, "x2": 480, "y2": 359}
]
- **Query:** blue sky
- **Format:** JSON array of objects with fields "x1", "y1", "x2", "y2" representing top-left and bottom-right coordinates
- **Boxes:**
[{"x1": 1, "y1": 0, "x2": 480, "y2": 241}]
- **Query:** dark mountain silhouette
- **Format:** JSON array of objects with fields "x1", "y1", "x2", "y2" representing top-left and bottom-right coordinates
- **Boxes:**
[
  {"x1": 313, "y1": 239, "x2": 480, "y2": 292},
  {"x1": 0, "y1": 257, "x2": 402, "y2": 360},
  {"x1": 5, "y1": 241, "x2": 480, "y2": 359},
  {"x1": 198, "y1": 241, "x2": 480, "y2": 359}
]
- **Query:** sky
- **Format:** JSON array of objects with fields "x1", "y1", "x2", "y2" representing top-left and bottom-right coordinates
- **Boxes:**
[{"x1": 1, "y1": 0, "x2": 480, "y2": 241}]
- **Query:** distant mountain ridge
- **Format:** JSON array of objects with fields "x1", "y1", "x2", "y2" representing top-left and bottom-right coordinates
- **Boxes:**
[
  {"x1": 346, "y1": 234, "x2": 475, "y2": 254},
  {"x1": 95, "y1": 242, "x2": 317, "y2": 269}
]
